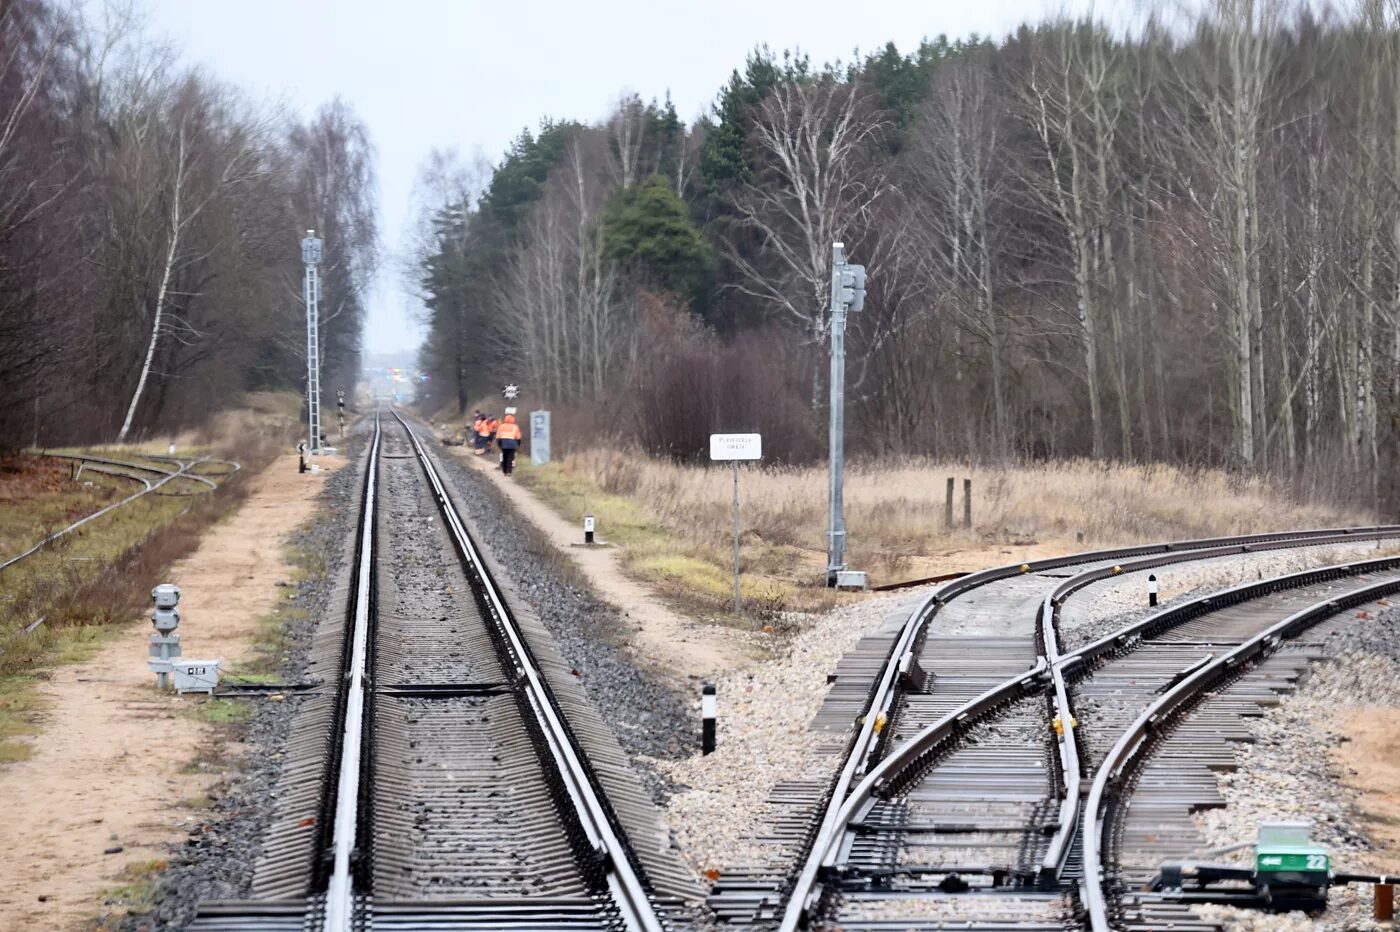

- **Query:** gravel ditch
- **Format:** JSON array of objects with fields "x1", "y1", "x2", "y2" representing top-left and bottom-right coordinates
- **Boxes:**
[
  {"x1": 1192, "y1": 607, "x2": 1400, "y2": 932},
  {"x1": 123, "y1": 428, "x2": 366, "y2": 930}
]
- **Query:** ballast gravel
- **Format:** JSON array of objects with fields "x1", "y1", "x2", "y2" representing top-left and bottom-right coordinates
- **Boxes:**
[
  {"x1": 429, "y1": 441, "x2": 693, "y2": 771},
  {"x1": 649, "y1": 591, "x2": 926, "y2": 880},
  {"x1": 1192, "y1": 608, "x2": 1400, "y2": 932},
  {"x1": 125, "y1": 428, "x2": 367, "y2": 930},
  {"x1": 1059, "y1": 539, "x2": 1400, "y2": 651}
]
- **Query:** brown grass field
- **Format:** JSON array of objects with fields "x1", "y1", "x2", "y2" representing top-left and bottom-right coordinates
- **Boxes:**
[{"x1": 517, "y1": 448, "x2": 1371, "y2": 620}]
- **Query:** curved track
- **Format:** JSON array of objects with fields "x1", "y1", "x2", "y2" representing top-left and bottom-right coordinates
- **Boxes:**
[
  {"x1": 0, "y1": 452, "x2": 240, "y2": 576},
  {"x1": 772, "y1": 529, "x2": 1400, "y2": 930},
  {"x1": 1079, "y1": 564, "x2": 1400, "y2": 931}
]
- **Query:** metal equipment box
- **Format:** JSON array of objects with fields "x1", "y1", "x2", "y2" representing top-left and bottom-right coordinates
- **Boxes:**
[
  {"x1": 172, "y1": 660, "x2": 220, "y2": 695},
  {"x1": 835, "y1": 570, "x2": 869, "y2": 590}
]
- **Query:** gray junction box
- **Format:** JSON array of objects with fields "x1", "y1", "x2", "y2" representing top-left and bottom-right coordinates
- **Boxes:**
[
  {"x1": 531, "y1": 410, "x2": 551, "y2": 465},
  {"x1": 172, "y1": 660, "x2": 220, "y2": 695}
]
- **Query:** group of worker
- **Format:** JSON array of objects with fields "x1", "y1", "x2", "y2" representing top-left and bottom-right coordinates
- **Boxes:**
[{"x1": 471, "y1": 410, "x2": 523, "y2": 475}]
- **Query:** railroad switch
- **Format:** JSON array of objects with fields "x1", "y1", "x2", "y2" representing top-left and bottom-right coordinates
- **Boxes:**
[{"x1": 1145, "y1": 822, "x2": 1391, "y2": 915}]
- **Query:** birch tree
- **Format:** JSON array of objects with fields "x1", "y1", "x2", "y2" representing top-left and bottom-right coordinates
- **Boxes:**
[{"x1": 727, "y1": 76, "x2": 890, "y2": 336}]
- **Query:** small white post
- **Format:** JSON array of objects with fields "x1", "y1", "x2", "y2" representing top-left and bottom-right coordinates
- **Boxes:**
[{"x1": 702, "y1": 682, "x2": 717, "y2": 755}]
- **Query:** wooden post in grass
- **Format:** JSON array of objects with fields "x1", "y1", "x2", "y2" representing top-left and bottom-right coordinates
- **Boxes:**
[
  {"x1": 963, "y1": 478, "x2": 972, "y2": 529},
  {"x1": 945, "y1": 477, "x2": 954, "y2": 529}
]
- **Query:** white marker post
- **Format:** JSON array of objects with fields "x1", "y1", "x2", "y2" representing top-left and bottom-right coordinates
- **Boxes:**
[
  {"x1": 701, "y1": 682, "x2": 717, "y2": 755},
  {"x1": 709, "y1": 433, "x2": 762, "y2": 614}
]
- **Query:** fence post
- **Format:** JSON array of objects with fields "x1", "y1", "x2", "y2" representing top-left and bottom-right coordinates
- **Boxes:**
[
  {"x1": 945, "y1": 477, "x2": 954, "y2": 529},
  {"x1": 963, "y1": 478, "x2": 972, "y2": 530}
]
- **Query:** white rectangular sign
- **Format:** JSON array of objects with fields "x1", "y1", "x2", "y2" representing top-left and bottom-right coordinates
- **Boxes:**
[{"x1": 709, "y1": 433, "x2": 762, "y2": 461}]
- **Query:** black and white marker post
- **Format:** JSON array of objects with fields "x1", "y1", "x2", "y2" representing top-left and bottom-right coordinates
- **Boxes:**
[
  {"x1": 1148, "y1": 573, "x2": 1159, "y2": 607},
  {"x1": 298, "y1": 441, "x2": 307, "y2": 475},
  {"x1": 584, "y1": 514, "x2": 595, "y2": 545},
  {"x1": 701, "y1": 682, "x2": 717, "y2": 755}
]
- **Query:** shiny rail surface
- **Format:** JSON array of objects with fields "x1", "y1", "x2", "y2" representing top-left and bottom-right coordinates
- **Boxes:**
[
  {"x1": 777, "y1": 526, "x2": 1400, "y2": 930},
  {"x1": 193, "y1": 410, "x2": 682, "y2": 931}
]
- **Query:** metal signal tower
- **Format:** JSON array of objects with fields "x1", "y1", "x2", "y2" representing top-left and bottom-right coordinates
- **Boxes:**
[{"x1": 302, "y1": 231, "x2": 324, "y2": 454}]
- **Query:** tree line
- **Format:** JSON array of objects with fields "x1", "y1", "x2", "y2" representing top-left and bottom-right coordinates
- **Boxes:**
[
  {"x1": 418, "y1": 1, "x2": 1400, "y2": 506},
  {"x1": 0, "y1": 0, "x2": 377, "y2": 450}
]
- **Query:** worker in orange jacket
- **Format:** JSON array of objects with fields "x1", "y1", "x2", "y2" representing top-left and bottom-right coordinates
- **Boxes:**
[
  {"x1": 474, "y1": 413, "x2": 493, "y2": 455},
  {"x1": 469, "y1": 411, "x2": 484, "y2": 451},
  {"x1": 496, "y1": 414, "x2": 523, "y2": 475}
]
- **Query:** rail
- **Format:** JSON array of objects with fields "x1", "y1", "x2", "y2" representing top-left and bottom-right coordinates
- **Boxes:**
[
  {"x1": 1079, "y1": 563, "x2": 1400, "y2": 929},
  {"x1": 779, "y1": 524, "x2": 1400, "y2": 929},
  {"x1": 0, "y1": 453, "x2": 241, "y2": 575},
  {"x1": 388, "y1": 410, "x2": 660, "y2": 930},
  {"x1": 1035, "y1": 529, "x2": 1400, "y2": 888},
  {"x1": 322, "y1": 415, "x2": 380, "y2": 931}
]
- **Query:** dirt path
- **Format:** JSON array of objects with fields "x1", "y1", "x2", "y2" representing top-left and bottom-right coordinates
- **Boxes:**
[
  {"x1": 1334, "y1": 707, "x2": 1400, "y2": 873},
  {"x1": 449, "y1": 447, "x2": 753, "y2": 685},
  {"x1": 0, "y1": 453, "x2": 345, "y2": 931}
]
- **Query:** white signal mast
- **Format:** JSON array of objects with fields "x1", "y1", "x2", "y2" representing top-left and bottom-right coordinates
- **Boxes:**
[{"x1": 302, "y1": 230, "x2": 324, "y2": 454}]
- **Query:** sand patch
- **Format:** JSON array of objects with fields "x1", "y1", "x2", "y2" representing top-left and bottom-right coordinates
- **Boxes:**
[
  {"x1": 1334, "y1": 707, "x2": 1400, "y2": 873},
  {"x1": 0, "y1": 452, "x2": 345, "y2": 930}
]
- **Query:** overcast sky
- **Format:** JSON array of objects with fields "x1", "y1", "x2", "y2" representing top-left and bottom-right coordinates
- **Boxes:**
[{"x1": 139, "y1": 0, "x2": 1098, "y2": 359}]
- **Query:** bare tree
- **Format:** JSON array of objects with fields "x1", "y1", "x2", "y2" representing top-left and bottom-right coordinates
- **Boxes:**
[
  {"x1": 907, "y1": 55, "x2": 1012, "y2": 455},
  {"x1": 727, "y1": 76, "x2": 890, "y2": 337}
]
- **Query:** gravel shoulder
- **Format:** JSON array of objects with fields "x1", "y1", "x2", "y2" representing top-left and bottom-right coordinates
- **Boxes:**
[
  {"x1": 442, "y1": 444, "x2": 761, "y2": 686},
  {"x1": 653, "y1": 591, "x2": 926, "y2": 880},
  {"x1": 1193, "y1": 608, "x2": 1400, "y2": 932},
  {"x1": 428, "y1": 431, "x2": 695, "y2": 779}
]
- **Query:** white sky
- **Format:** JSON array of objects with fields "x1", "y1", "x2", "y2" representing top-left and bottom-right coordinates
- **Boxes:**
[{"x1": 138, "y1": 0, "x2": 1099, "y2": 357}]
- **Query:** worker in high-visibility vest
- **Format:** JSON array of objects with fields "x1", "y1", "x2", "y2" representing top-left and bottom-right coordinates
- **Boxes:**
[
  {"x1": 469, "y1": 411, "x2": 484, "y2": 451},
  {"x1": 485, "y1": 415, "x2": 499, "y2": 446},
  {"x1": 496, "y1": 414, "x2": 523, "y2": 475},
  {"x1": 474, "y1": 413, "x2": 493, "y2": 455}
]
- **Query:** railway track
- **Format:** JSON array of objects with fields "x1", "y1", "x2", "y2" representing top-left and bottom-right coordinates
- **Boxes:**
[
  {"x1": 193, "y1": 410, "x2": 695, "y2": 931},
  {"x1": 749, "y1": 527, "x2": 1400, "y2": 931},
  {"x1": 0, "y1": 452, "x2": 239, "y2": 576},
  {"x1": 1079, "y1": 563, "x2": 1400, "y2": 931}
]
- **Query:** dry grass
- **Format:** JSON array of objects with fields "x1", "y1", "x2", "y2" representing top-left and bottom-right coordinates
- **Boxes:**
[
  {"x1": 0, "y1": 393, "x2": 302, "y2": 763},
  {"x1": 518, "y1": 448, "x2": 1371, "y2": 618}
]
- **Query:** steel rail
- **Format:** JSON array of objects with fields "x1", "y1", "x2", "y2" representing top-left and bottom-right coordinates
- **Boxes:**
[
  {"x1": 39, "y1": 451, "x2": 178, "y2": 478},
  {"x1": 38, "y1": 451, "x2": 223, "y2": 491},
  {"x1": 322, "y1": 413, "x2": 380, "y2": 931},
  {"x1": 778, "y1": 524, "x2": 1400, "y2": 930},
  {"x1": 70, "y1": 463, "x2": 154, "y2": 491},
  {"x1": 1035, "y1": 528, "x2": 1400, "y2": 888},
  {"x1": 1079, "y1": 565, "x2": 1400, "y2": 930},
  {"x1": 392, "y1": 411, "x2": 662, "y2": 932}
]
